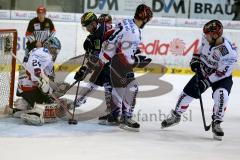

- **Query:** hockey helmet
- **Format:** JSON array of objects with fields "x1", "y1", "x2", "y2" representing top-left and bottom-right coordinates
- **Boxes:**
[
  {"x1": 81, "y1": 12, "x2": 98, "y2": 27},
  {"x1": 134, "y1": 4, "x2": 153, "y2": 22},
  {"x1": 98, "y1": 14, "x2": 112, "y2": 23},
  {"x1": 44, "y1": 37, "x2": 61, "y2": 61},
  {"x1": 203, "y1": 20, "x2": 223, "y2": 39}
]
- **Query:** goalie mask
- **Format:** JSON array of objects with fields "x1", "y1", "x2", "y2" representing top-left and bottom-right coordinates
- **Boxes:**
[{"x1": 44, "y1": 37, "x2": 61, "y2": 61}]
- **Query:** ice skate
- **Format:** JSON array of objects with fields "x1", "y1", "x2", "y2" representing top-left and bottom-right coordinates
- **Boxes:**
[
  {"x1": 161, "y1": 110, "x2": 181, "y2": 129},
  {"x1": 119, "y1": 117, "x2": 140, "y2": 132},
  {"x1": 212, "y1": 120, "x2": 224, "y2": 141},
  {"x1": 98, "y1": 114, "x2": 119, "y2": 126}
]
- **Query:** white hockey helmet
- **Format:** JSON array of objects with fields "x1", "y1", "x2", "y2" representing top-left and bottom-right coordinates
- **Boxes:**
[{"x1": 44, "y1": 37, "x2": 61, "y2": 61}]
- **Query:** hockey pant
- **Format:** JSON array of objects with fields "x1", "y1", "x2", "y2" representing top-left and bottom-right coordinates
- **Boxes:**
[
  {"x1": 18, "y1": 88, "x2": 53, "y2": 108},
  {"x1": 111, "y1": 80, "x2": 138, "y2": 118},
  {"x1": 174, "y1": 75, "x2": 232, "y2": 122}
]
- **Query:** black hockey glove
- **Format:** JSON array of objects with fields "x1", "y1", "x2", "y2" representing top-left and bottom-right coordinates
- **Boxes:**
[
  {"x1": 23, "y1": 54, "x2": 30, "y2": 63},
  {"x1": 134, "y1": 48, "x2": 142, "y2": 55},
  {"x1": 190, "y1": 54, "x2": 201, "y2": 73},
  {"x1": 134, "y1": 55, "x2": 152, "y2": 68},
  {"x1": 198, "y1": 78, "x2": 212, "y2": 92},
  {"x1": 74, "y1": 66, "x2": 88, "y2": 81}
]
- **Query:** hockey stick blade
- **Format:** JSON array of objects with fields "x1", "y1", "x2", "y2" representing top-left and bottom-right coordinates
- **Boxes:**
[{"x1": 205, "y1": 124, "x2": 211, "y2": 131}]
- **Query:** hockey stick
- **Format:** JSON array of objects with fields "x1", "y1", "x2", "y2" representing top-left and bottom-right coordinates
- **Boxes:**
[
  {"x1": 61, "y1": 54, "x2": 87, "y2": 95},
  {"x1": 68, "y1": 81, "x2": 80, "y2": 125},
  {"x1": 55, "y1": 80, "x2": 78, "y2": 97},
  {"x1": 68, "y1": 53, "x2": 88, "y2": 124},
  {"x1": 11, "y1": 53, "x2": 74, "y2": 118},
  {"x1": 195, "y1": 70, "x2": 211, "y2": 131}
]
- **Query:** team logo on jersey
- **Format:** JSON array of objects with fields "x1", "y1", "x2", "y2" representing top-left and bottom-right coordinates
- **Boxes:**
[
  {"x1": 34, "y1": 23, "x2": 41, "y2": 30},
  {"x1": 94, "y1": 39, "x2": 101, "y2": 50},
  {"x1": 218, "y1": 46, "x2": 229, "y2": 56}
]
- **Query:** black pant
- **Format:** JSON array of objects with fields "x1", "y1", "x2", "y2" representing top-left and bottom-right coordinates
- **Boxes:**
[
  {"x1": 183, "y1": 74, "x2": 233, "y2": 99},
  {"x1": 19, "y1": 89, "x2": 52, "y2": 108}
]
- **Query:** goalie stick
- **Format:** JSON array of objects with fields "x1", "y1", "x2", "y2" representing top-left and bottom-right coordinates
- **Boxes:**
[
  {"x1": 11, "y1": 53, "x2": 74, "y2": 118},
  {"x1": 195, "y1": 69, "x2": 211, "y2": 131}
]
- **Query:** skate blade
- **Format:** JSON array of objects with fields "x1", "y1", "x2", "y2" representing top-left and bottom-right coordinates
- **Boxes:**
[
  {"x1": 213, "y1": 134, "x2": 223, "y2": 141},
  {"x1": 98, "y1": 120, "x2": 119, "y2": 126},
  {"x1": 119, "y1": 124, "x2": 140, "y2": 132},
  {"x1": 161, "y1": 122, "x2": 179, "y2": 129}
]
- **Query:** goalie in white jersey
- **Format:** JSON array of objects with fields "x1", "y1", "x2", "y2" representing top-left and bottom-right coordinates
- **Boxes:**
[
  {"x1": 161, "y1": 20, "x2": 238, "y2": 140},
  {"x1": 15, "y1": 37, "x2": 71, "y2": 125}
]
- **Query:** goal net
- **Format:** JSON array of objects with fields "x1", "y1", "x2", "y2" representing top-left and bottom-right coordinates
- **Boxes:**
[{"x1": 0, "y1": 29, "x2": 17, "y2": 115}]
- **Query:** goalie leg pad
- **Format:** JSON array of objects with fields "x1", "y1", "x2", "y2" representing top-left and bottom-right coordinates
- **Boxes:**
[
  {"x1": 14, "y1": 98, "x2": 31, "y2": 110},
  {"x1": 13, "y1": 98, "x2": 31, "y2": 118},
  {"x1": 21, "y1": 112, "x2": 44, "y2": 126},
  {"x1": 20, "y1": 103, "x2": 45, "y2": 126}
]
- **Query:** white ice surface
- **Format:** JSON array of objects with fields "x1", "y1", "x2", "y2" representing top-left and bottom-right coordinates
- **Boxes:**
[{"x1": 0, "y1": 74, "x2": 239, "y2": 160}]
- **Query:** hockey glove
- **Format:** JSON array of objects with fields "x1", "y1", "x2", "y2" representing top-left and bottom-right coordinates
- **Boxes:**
[
  {"x1": 74, "y1": 66, "x2": 88, "y2": 81},
  {"x1": 134, "y1": 55, "x2": 152, "y2": 68},
  {"x1": 198, "y1": 78, "x2": 211, "y2": 92},
  {"x1": 190, "y1": 54, "x2": 201, "y2": 73},
  {"x1": 134, "y1": 48, "x2": 142, "y2": 55},
  {"x1": 23, "y1": 54, "x2": 30, "y2": 63}
]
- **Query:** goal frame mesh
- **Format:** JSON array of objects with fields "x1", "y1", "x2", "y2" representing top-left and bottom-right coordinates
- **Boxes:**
[{"x1": 0, "y1": 29, "x2": 17, "y2": 113}]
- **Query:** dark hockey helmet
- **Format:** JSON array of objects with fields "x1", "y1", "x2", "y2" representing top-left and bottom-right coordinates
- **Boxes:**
[
  {"x1": 203, "y1": 20, "x2": 223, "y2": 39},
  {"x1": 98, "y1": 14, "x2": 112, "y2": 23},
  {"x1": 134, "y1": 4, "x2": 153, "y2": 22},
  {"x1": 81, "y1": 12, "x2": 97, "y2": 27},
  {"x1": 37, "y1": 5, "x2": 46, "y2": 14}
]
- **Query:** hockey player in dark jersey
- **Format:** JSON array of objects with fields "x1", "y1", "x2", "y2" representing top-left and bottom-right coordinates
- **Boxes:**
[
  {"x1": 161, "y1": 20, "x2": 238, "y2": 140},
  {"x1": 25, "y1": 6, "x2": 56, "y2": 54},
  {"x1": 73, "y1": 12, "x2": 116, "y2": 125}
]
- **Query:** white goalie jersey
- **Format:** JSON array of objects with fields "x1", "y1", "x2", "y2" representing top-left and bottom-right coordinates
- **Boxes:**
[
  {"x1": 17, "y1": 47, "x2": 54, "y2": 93},
  {"x1": 199, "y1": 36, "x2": 238, "y2": 83}
]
